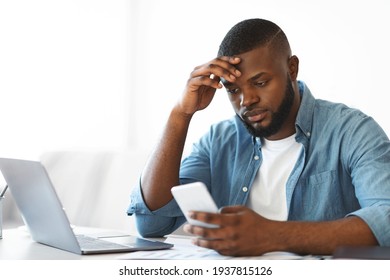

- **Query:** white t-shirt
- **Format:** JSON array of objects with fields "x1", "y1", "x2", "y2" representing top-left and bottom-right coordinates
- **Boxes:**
[{"x1": 246, "y1": 134, "x2": 302, "y2": 221}]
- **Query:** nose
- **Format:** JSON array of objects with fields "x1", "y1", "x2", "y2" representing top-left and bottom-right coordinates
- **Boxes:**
[{"x1": 240, "y1": 88, "x2": 260, "y2": 108}]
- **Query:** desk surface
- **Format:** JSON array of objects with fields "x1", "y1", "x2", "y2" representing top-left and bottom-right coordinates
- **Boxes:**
[
  {"x1": 1, "y1": 227, "x2": 341, "y2": 260},
  {"x1": 0, "y1": 227, "x2": 146, "y2": 260},
  {"x1": 0, "y1": 227, "x2": 314, "y2": 260}
]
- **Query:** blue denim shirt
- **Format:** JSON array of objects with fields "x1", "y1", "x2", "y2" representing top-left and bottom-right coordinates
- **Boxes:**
[{"x1": 128, "y1": 81, "x2": 390, "y2": 245}]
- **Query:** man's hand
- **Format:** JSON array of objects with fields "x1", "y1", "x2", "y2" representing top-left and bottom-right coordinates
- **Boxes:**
[
  {"x1": 176, "y1": 56, "x2": 241, "y2": 117},
  {"x1": 183, "y1": 205, "x2": 278, "y2": 256},
  {"x1": 183, "y1": 205, "x2": 379, "y2": 257}
]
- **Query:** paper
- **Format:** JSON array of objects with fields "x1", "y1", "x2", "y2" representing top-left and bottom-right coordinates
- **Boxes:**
[
  {"x1": 118, "y1": 235, "x2": 230, "y2": 260},
  {"x1": 118, "y1": 235, "x2": 311, "y2": 260}
]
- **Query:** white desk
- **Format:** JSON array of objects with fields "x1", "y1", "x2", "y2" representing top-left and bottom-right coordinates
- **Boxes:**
[
  {"x1": 0, "y1": 227, "x2": 142, "y2": 260},
  {"x1": 1, "y1": 229, "x2": 386, "y2": 280},
  {"x1": 1, "y1": 226, "x2": 336, "y2": 260}
]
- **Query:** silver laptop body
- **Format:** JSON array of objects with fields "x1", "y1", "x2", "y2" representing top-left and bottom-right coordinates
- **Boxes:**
[{"x1": 0, "y1": 157, "x2": 173, "y2": 255}]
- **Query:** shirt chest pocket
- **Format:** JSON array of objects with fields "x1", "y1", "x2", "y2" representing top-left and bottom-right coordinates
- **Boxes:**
[
  {"x1": 297, "y1": 170, "x2": 339, "y2": 218},
  {"x1": 305, "y1": 170, "x2": 336, "y2": 187}
]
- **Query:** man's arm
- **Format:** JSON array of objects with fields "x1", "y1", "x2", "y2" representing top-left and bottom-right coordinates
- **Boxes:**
[
  {"x1": 184, "y1": 206, "x2": 378, "y2": 256},
  {"x1": 140, "y1": 108, "x2": 192, "y2": 210},
  {"x1": 140, "y1": 57, "x2": 241, "y2": 211}
]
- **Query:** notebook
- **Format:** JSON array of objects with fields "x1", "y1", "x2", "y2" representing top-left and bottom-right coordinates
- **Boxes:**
[{"x1": 0, "y1": 157, "x2": 173, "y2": 255}]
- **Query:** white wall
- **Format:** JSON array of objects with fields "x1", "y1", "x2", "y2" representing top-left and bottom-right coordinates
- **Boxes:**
[
  {"x1": 0, "y1": 0, "x2": 389, "y2": 158},
  {"x1": 0, "y1": 0, "x2": 130, "y2": 159}
]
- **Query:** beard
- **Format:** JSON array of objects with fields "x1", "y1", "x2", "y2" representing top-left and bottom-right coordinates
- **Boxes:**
[{"x1": 237, "y1": 77, "x2": 296, "y2": 138}]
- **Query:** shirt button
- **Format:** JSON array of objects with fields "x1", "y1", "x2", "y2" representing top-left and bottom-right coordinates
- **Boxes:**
[
  {"x1": 254, "y1": 155, "x2": 260, "y2": 160},
  {"x1": 242, "y1": 186, "x2": 248, "y2": 192}
]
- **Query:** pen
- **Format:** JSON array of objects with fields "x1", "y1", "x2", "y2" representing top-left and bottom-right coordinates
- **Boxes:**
[{"x1": 0, "y1": 185, "x2": 8, "y2": 198}]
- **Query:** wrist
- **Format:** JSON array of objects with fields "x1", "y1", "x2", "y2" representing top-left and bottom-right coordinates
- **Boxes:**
[{"x1": 171, "y1": 104, "x2": 195, "y2": 122}]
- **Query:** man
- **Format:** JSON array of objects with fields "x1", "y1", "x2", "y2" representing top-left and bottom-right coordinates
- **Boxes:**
[{"x1": 128, "y1": 18, "x2": 390, "y2": 256}]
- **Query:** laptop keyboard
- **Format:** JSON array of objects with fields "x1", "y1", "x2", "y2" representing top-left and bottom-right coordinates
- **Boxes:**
[{"x1": 76, "y1": 235, "x2": 129, "y2": 250}]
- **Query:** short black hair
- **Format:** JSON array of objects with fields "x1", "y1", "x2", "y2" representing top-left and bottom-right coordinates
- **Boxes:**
[{"x1": 218, "y1": 18, "x2": 291, "y2": 58}]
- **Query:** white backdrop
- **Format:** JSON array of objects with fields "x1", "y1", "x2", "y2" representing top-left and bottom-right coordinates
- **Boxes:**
[
  {"x1": 0, "y1": 0, "x2": 389, "y2": 159},
  {"x1": 0, "y1": 0, "x2": 130, "y2": 159}
]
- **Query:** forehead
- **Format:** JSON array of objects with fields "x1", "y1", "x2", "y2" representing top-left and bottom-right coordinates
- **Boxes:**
[{"x1": 235, "y1": 46, "x2": 288, "y2": 79}]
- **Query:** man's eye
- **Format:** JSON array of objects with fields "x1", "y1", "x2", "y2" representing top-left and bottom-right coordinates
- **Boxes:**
[{"x1": 254, "y1": 81, "x2": 267, "y2": 87}]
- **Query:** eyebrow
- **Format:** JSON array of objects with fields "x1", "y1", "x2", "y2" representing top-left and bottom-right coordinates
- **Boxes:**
[{"x1": 249, "y1": 72, "x2": 267, "y2": 82}]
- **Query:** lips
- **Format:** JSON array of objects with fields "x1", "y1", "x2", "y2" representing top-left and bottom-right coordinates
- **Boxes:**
[{"x1": 243, "y1": 109, "x2": 268, "y2": 123}]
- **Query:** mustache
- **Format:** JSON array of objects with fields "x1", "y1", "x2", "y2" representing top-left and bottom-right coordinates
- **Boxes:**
[{"x1": 242, "y1": 108, "x2": 268, "y2": 118}]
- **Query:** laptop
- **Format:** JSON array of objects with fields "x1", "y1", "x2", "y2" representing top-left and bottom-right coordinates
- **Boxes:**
[{"x1": 0, "y1": 157, "x2": 173, "y2": 255}]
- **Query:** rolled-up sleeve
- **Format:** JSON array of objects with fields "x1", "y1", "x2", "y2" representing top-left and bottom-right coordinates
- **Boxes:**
[
  {"x1": 348, "y1": 205, "x2": 390, "y2": 246},
  {"x1": 346, "y1": 114, "x2": 390, "y2": 246},
  {"x1": 127, "y1": 181, "x2": 186, "y2": 237}
]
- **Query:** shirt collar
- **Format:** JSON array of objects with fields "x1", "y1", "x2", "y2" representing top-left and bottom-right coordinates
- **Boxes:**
[{"x1": 295, "y1": 81, "x2": 315, "y2": 140}]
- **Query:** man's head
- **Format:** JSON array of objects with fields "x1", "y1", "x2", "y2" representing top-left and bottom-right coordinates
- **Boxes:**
[
  {"x1": 218, "y1": 18, "x2": 291, "y2": 59},
  {"x1": 218, "y1": 19, "x2": 300, "y2": 140}
]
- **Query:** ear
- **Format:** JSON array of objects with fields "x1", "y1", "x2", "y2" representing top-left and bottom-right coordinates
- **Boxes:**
[{"x1": 288, "y1": 55, "x2": 299, "y2": 81}]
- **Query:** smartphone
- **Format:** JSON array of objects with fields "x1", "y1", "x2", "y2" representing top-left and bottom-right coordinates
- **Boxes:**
[{"x1": 171, "y1": 182, "x2": 219, "y2": 228}]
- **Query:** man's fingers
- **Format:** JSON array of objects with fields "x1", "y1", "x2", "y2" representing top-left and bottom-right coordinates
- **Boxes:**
[
  {"x1": 187, "y1": 209, "x2": 241, "y2": 228},
  {"x1": 219, "y1": 205, "x2": 247, "y2": 214},
  {"x1": 219, "y1": 56, "x2": 241, "y2": 66},
  {"x1": 188, "y1": 75, "x2": 223, "y2": 90},
  {"x1": 190, "y1": 57, "x2": 241, "y2": 84},
  {"x1": 191, "y1": 236, "x2": 239, "y2": 256},
  {"x1": 188, "y1": 210, "x2": 224, "y2": 225}
]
